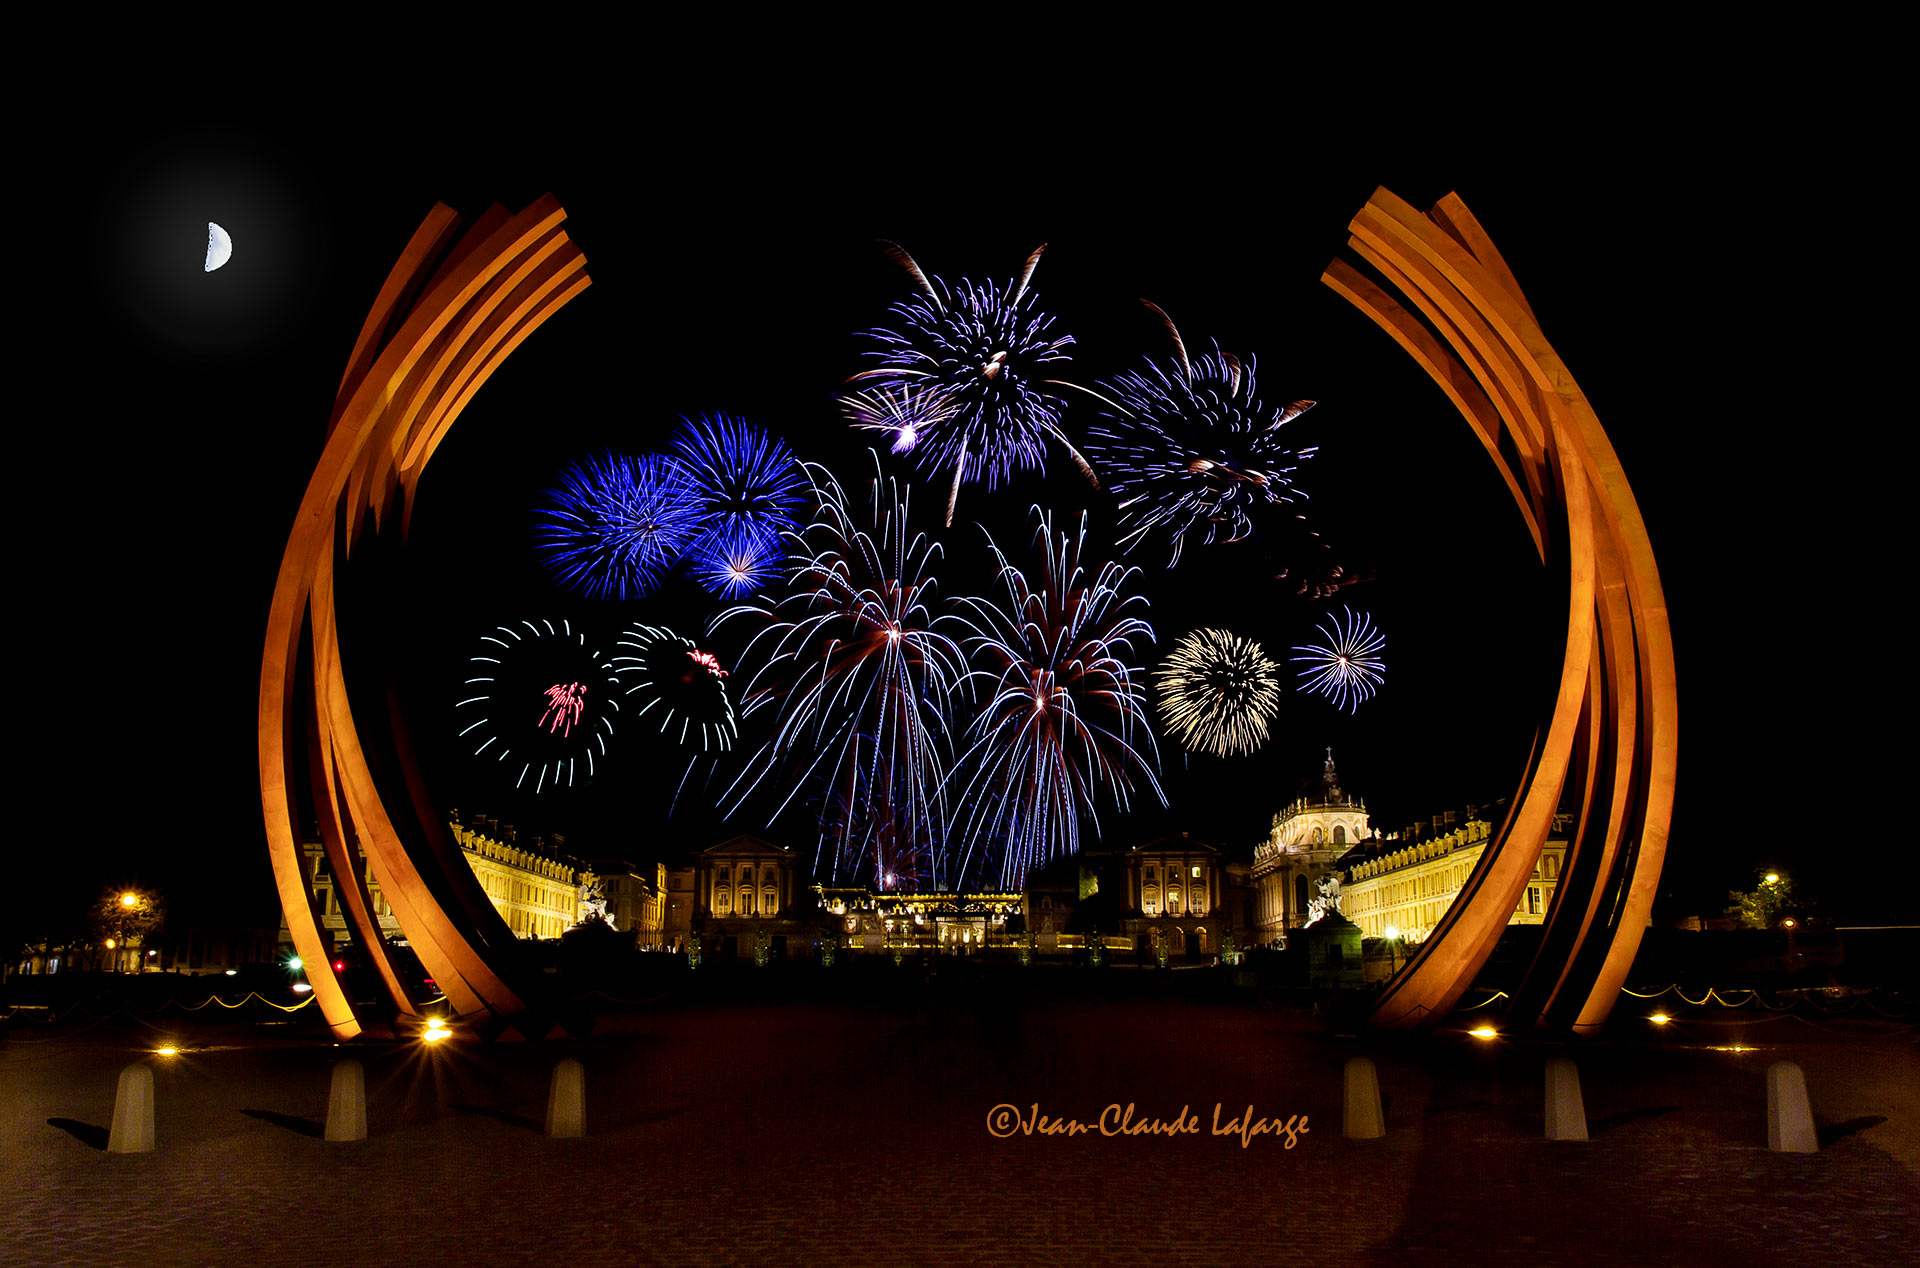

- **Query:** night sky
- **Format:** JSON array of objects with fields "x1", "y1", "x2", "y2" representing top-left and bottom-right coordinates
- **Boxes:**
[{"x1": 17, "y1": 100, "x2": 1892, "y2": 942}]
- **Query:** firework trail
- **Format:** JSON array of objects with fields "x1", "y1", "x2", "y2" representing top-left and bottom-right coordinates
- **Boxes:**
[
  {"x1": 848, "y1": 242, "x2": 1098, "y2": 525},
  {"x1": 950, "y1": 508, "x2": 1165, "y2": 889},
  {"x1": 1086, "y1": 303, "x2": 1317, "y2": 566},
  {"x1": 715, "y1": 455, "x2": 967, "y2": 889}
]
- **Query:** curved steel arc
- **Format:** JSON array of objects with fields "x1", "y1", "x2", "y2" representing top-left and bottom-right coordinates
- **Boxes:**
[
  {"x1": 260, "y1": 198, "x2": 591, "y2": 1040},
  {"x1": 1321, "y1": 189, "x2": 1676, "y2": 1033}
]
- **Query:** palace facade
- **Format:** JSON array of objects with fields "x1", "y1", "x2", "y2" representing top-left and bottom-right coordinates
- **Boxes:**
[{"x1": 1340, "y1": 811, "x2": 1568, "y2": 943}]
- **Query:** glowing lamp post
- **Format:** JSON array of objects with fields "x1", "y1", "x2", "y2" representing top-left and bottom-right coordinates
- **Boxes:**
[{"x1": 1383, "y1": 924, "x2": 1402, "y2": 977}]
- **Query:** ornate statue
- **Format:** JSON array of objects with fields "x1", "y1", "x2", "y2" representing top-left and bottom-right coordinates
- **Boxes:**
[{"x1": 1305, "y1": 872, "x2": 1344, "y2": 926}]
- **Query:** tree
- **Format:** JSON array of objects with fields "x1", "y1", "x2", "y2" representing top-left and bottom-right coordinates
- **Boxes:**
[
  {"x1": 1725, "y1": 869, "x2": 1794, "y2": 930},
  {"x1": 89, "y1": 887, "x2": 164, "y2": 972}
]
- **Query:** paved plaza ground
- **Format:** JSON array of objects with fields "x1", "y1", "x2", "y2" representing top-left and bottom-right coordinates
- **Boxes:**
[{"x1": 4, "y1": 971, "x2": 1916, "y2": 1267}]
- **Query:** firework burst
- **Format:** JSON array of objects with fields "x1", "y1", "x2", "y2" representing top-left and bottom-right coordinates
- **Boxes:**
[
  {"x1": 950, "y1": 509, "x2": 1165, "y2": 889},
  {"x1": 612, "y1": 624, "x2": 739, "y2": 753},
  {"x1": 534, "y1": 452, "x2": 703, "y2": 599},
  {"x1": 673, "y1": 415, "x2": 807, "y2": 597},
  {"x1": 686, "y1": 522, "x2": 786, "y2": 600},
  {"x1": 1292, "y1": 606, "x2": 1386, "y2": 712},
  {"x1": 1156, "y1": 628, "x2": 1283, "y2": 757},
  {"x1": 455, "y1": 618, "x2": 620, "y2": 794},
  {"x1": 716, "y1": 456, "x2": 967, "y2": 889},
  {"x1": 1086, "y1": 304, "x2": 1317, "y2": 565},
  {"x1": 848, "y1": 242, "x2": 1097, "y2": 525}
]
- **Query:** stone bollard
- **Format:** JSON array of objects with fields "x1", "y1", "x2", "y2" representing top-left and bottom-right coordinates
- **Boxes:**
[
  {"x1": 1544, "y1": 1056, "x2": 1589, "y2": 1141},
  {"x1": 107, "y1": 1063, "x2": 156, "y2": 1154},
  {"x1": 1343, "y1": 1057, "x2": 1385, "y2": 1139},
  {"x1": 546, "y1": 1057, "x2": 586, "y2": 1139},
  {"x1": 325, "y1": 1059, "x2": 367, "y2": 1143},
  {"x1": 1766, "y1": 1061, "x2": 1818, "y2": 1154}
]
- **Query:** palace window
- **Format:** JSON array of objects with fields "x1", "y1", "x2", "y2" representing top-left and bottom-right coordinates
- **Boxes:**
[
  {"x1": 1334, "y1": 825, "x2": 1346, "y2": 845},
  {"x1": 716, "y1": 891, "x2": 731, "y2": 917},
  {"x1": 740, "y1": 890, "x2": 755, "y2": 918},
  {"x1": 1166, "y1": 890, "x2": 1182, "y2": 916},
  {"x1": 1528, "y1": 887, "x2": 1541, "y2": 915},
  {"x1": 1145, "y1": 865, "x2": 1156, "y2": 881},
  {"x1": 764, "y1": 889, "x2": 777, "y2": 916}
]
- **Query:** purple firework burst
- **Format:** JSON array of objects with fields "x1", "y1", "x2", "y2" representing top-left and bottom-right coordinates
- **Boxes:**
[
  {"x1": 950, "y1": 509, "x2": 1166, "y2": 889},
  {"x1": 714, "y1": 455, "x2": 967, "y2": 890},
  {"x1": 847, "y1": 242, "x2": 1097, "y2": 526},
  {"x1": 1086, "y1": 304, "x2": 1318, "y2": 566},
  {"x1": 534, "y1": 452, "x2": 703, "y2": 599}
]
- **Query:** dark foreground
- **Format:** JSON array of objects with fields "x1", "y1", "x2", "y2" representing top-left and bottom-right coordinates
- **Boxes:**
[{"x1": 4, "y1": 980, "x2": 1916, "y2": 1268}]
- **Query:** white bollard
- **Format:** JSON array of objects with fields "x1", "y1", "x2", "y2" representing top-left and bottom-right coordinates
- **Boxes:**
[
  {"x1": 1343, "y1": 1056, "x2": 1385, "y2": 1139},
  {"x1": 1544, "y1": 1056, "x2": 1589, "y2": 1141},
  {"x1": 107, "y1": 1063, "x2": 155, "y2": 1154},
  {"x1": 325, "y1": 1059, "x2": 367, "y2": 1142},
  {"x1": 1766, "y1": 1061, "x2": 1818, "y2": 1154},
  {"x1": 546, "y1": 1057, "x2": 586, "y2": 1139}
]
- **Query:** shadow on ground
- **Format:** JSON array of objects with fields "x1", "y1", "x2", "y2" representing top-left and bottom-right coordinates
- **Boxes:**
[{"x1": 46, "y1": 1118, "x2": 107, "y2": 1150}]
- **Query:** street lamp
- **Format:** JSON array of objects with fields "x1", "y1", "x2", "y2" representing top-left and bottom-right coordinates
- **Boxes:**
[{"x1": 1383, "y1": 924, "x2": 1402, "y2": 976}]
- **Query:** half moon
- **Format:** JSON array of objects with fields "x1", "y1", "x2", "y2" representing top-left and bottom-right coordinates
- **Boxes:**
[{"x1": 205, "y1": 222, "x2": 233, "y2": 273}]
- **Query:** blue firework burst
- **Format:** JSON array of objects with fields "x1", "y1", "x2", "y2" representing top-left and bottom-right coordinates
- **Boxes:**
[
  {"x1": 847, "y1": 243, "x2": 1096, "y2": 525},
  {"x1": 672, "y1": 414, "x2": 807, "y2": 597},
  {"x1": 1086, "y1": 305, "x2": 1317, "y2": 566},
  {"x1": 534, "y1": 452, "x2": 703, "y2": 599},
  {"x1": 1292, "y1": 606, "x2": 1386, "y2": 712},
  {"x1": 687, "y1": 521, "x2": 787, "y2": 600}
]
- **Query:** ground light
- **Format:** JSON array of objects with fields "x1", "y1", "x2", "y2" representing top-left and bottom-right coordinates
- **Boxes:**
[
  {"x1": 1649, "y1": 1013, "x2": 1671, "y2": 1025},
  {"x1": 153, "y1": 1047, "x2": 179, "y2": 1057},
  {"x1": 1468, "y1": 1026, "x2": 1498, "y2": 1040},
  {"x1": 422, "y1": 1019, "x2": 452, "y2": 1043}
]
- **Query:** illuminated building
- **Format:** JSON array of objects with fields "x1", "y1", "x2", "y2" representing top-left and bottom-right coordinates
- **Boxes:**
[
  {"x1": 1250, "y1": 750, "x2": 1370, "y2": 945},
  {"x1": 283, "y1": 814, "x2": 600, "y2": 952},
  {"x1": 447, "y1": 816, "x2": 590, "y2": 940},
  {"x1": 1341, "y1": 811, "x2": 1568, "y2": 943},
  {"x1": 1118, "y1": 834, "x2": 1225, "y2": 958},
  {"x1": 668, "y1": 835, "x2": 816, "y2": 959}
]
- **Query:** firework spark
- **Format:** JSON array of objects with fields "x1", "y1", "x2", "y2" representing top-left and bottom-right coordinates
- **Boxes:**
[
  {"x1": 1156, "y1": 629, "x2": 1283, "y2": 757},
  {"x1": 455, "y1": 618, "x2": 619, "y2": 794},
  {"x1": 1292, "y1": 606, "x2": 1386, "y2": 712},
  {"x1": 673, "y1": 415, "x2": 807, "y2": 597},
  {"x1": 716, "y1": 456, "x2": 967, "y2": 890},
  {"x1": 612, "y1": 624, "x2": 738, "y2": 752},
  {"x1": 849, "y1": 243, "x2": 1097, "y2": 525},
  {"x1": 534, "y1": 452, "x2": 703, "y2": 599},
  {"x1": 1086, "y1": 304, "x2": 1317, "y2": 565},
  {"x1": 950, "y1": 509, "x2": 1165, "y2": 889}
]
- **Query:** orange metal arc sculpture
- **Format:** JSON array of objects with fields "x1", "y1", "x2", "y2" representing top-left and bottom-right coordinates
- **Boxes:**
[
  {"x1": 259, "y1": 197, "x2": 590, "y2": 1041},
  {"x1": 1322, "y1": 189, "x2": 1677, "y2": 1034}
]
